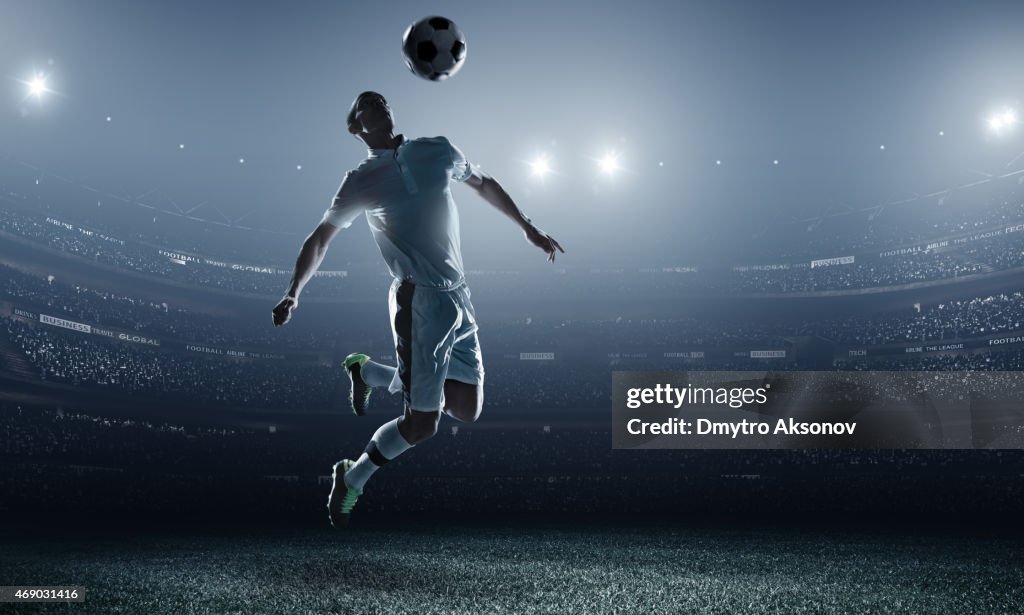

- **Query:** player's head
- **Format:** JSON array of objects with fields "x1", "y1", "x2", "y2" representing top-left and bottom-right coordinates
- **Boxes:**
[{"x1": 347, "y1": 91, "x2": 394, "y2": 139}]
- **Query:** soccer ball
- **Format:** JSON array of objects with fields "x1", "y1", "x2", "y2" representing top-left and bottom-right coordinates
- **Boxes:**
[{"x1": 401, "y1": 16, "x2": 467, "y2": 82}]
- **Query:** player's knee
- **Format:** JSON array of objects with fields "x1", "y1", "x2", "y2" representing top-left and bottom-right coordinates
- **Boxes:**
[
  {"x1": 449, "y1": 397, "x2": 482, "y2": 423},
  {"x1": 400, "y1": 409, "x2": 440, "y2": 444},
  {"x1": 402, "y1": 422, "x2": 437, "y2": 444}
]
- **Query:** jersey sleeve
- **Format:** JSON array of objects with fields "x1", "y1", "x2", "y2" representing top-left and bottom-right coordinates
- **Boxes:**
[
  {"x1": 446, "y1": 139, "x2": 473, "y2": 183},
  {"x1": 320, "y1": 171, "x2": 365, "y2": 229}
]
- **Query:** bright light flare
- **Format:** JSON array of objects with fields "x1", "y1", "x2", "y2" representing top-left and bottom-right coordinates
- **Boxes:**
[
  {"x1": 20, "y1": 73, "x2": 52, "y2": 100},
  {"x1": 529, "y1": 155, "x2": 551, "y2": 178},
  {"x1": 988, "y1": 109, "x2": 1018, "y2": 133},
  {"x1": 28, "y1": 76, "x2": 47, "y2": 96},
  {"x1": 598, "y1": 153, "x2": 620, "y2": 175}
]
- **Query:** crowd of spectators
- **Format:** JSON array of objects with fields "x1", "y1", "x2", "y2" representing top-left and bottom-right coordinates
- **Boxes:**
[
  {"x1": 760, "y1": 188, "x2": 1024, "y2": 260},
  {"x1": 1, "y1": 264, "x2": 343, "y2": 351},
  {"x1": 0, "y1": 206, "x2": 351, "y2": 297},
  {"x1": 1, "y1": 403, "x2": 1022, "y2": 520},
  {"x1": 4, "y1": 318, "x2": 336, "y2": 409},
  {"x1": 486, "y1": 288, "x2": 1024, "y2": 352},
  {"x1": 810, "y1": 291, "x2": 1024, "y2": 346},
  {"x1": 835, "y1": 352, "x2": 1024, "y2": 371},
  {"x1": 7, "y1": 257, "x2": 1024, "y2": 362},
  {"x1": 5, "y1": 405, "x2": 1023, "y2": 480},
  {"x1": 7, "y1": 308, "x2": 1024, "y2": 414},
  {"x1": 5, "y1": 197, "x2": 1024, "y2": 297},
  {"x1": 724, "y1": 251, "x2": 990, "y2": 294}
]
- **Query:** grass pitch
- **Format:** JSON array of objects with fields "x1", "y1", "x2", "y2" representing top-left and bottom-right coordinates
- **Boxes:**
[{"x1": 2, "y1": 523, "x2": 1022, "y2": 614}]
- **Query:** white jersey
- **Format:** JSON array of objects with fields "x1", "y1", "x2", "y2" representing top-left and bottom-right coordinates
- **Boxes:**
[{"x1": 321, "y1": 135, "x2": 473, "y2": 289}]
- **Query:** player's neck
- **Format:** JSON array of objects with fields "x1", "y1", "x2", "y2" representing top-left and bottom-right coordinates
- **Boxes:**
[{"x1": 363, "y1": 132, "x2": 404, "y2": 151}]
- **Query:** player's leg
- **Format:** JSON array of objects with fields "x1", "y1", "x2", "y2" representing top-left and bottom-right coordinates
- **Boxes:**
[
  {"x1": 398, "y1": 406, "x2": 442, "y2": 442},
  {"x1": 327, "y1": 412, "x2": 417, "y2": 527},
  {"x1": 341, "y1": 354, "x2": 397, "y2": 416},
  {"x1": 345, "y1": 411, "x2": 421, "y2": 491},
  {"x1": 329, "y1": 281, "x2": 413, "y2": 525},
  {"x1": 328, "y1": 404, "x2": 442, "y2": 524},
  {"x1": 443, "y1": 286, "x2": 485, "y2": 423},
  {"x1": 443, "y1": 380, "x2": 482, "y2": 423},
  {"x1": 339, "y1": 404, "x2": 441, "y2": 497},
  {"x1": 386, "y1": 282, "x2": 463, "y2": 438},
  {"x1": 357, "y1": 358, "x2": 397, "y2": 387},
  {"x1": 328, "y1": 281, "x2": 457, "y2": 526}
]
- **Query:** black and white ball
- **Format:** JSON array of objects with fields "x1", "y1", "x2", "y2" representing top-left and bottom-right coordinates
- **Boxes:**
[{"x1": 402, "y1": 16, "x2": 467, "y2": 82}]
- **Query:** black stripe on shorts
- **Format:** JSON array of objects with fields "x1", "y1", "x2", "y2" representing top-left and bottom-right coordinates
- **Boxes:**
[{"x1": 394, "y1": 280, "x2": 415, "y2": 408}]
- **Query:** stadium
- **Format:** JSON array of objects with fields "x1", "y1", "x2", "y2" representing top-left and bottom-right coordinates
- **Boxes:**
[{"x1": 3, "y1": 1, "x2": 1024, "y2": 613}]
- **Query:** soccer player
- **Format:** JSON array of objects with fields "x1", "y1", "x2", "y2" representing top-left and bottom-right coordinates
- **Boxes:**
[{"x1": 272, "y1": 91, "x2": 563, "y2": 527}]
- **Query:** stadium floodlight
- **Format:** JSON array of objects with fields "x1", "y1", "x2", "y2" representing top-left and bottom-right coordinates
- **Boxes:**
[
  {"x1": 28, "y1": 76, "x2": 47, "y2": 97},
  {"x1": 529, "y1": 155, "x2": 551, "y2": 178},
  {"x1": 20, "y1": 73, "x2": 51, "y2": 100},
  {"x1": 988, "y1": 109, "x2": 1018, "y2": 133},
  {"x1": 598, "y1": 153, "x2": 620, "y2": 175}
]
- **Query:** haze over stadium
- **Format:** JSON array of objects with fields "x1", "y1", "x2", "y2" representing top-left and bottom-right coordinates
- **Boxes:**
[{"x1": 2, "y1": 0, "x2": 1023, "y2": 269}]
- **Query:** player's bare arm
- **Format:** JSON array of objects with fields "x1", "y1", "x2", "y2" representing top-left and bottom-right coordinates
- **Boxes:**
[
  {"x1": 465, "y1": 167, "x2": 565, "y2": 262},
  {"x1": 272, "y1": 220, "x2": 342, "y2": 326}
]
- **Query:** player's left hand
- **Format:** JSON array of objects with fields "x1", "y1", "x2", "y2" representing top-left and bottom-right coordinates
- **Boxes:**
[
  {"x1": 272, "y1": 295, "x2": 298, "y2": 327},
  {"x1": 525, "y1": 226, "x2": 565, "y2": 263}
]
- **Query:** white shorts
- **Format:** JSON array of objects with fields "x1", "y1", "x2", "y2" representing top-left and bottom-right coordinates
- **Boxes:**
[{"x1": 387, "y1": 279, "x2": 484, "y2": 412}]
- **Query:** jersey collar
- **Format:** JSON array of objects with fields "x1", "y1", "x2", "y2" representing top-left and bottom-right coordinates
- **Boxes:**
[{"x1": 367, "y1": 134, "x2": 406, "y2": 158}]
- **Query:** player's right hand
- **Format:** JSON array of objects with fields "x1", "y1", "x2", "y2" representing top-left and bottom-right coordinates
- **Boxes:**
[{"x1": 272, "y1": 295, "x2": 298, "y2": 327}]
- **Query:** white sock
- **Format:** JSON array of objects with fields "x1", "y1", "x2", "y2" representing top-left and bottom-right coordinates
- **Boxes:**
[
  {"x1": 344, "y1": 418, "x2": 413, "y2": 491},
  {"x1": 343, "y1": 453, "x2": 377, "y2": 492},
  {"x1": 360, "y1": 359, "x2": 397, "y2": 388}
]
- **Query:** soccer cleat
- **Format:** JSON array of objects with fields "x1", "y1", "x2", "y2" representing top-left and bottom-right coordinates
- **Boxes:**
[
  {"x1": 327, "y1": 459, "x2": 361, "y2": 528},
  {"x1": 343, "y1": 353, "x2": 372, "y2": 416}
]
